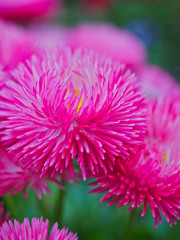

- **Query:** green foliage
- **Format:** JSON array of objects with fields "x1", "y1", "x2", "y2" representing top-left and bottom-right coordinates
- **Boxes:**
[{"x1": 4, "y1": 180, "x2": 180, "y2": 240}]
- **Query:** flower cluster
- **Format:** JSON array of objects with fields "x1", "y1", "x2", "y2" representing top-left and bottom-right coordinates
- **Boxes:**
[{"x1": 0, "y1": 19, "x2": 180, "y2": 230}]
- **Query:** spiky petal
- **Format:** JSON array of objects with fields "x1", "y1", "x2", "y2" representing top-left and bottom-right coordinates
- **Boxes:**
[
  {"x1": 0, "y1": 147, "x2": 72, "y2": 199},
  {"x1": 0, "y1": 217, "x2": 78, "y2": 240}
]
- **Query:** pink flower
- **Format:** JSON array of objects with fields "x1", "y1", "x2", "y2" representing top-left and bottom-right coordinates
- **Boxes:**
[
  {"x1": 0, "y1": 217, "x2": 78, "y2": 240},
  {"x1": 0, "y1": 146, "x2": 73, "y2": 199},
  {"x1": 0, "y1": 20, "x2": 37, "y2": 71},
  {"x1": 138, "y1": 65, "x2": 180, "y2": 99},
  {"x1": 0, "y1": 202, "x2": 9, "y2": 227},
  {"x1": 0, "y1": 0, "x2": 61, "y2": 20},
  {"x1": 68, "y1": 24, "x2": 147, "y2": 71},
  {"x1": 0, "y1": 49, "x2": 147, "y2": 180},
  {"x1": 89, "y1": 100, "x2": 180, "y2": 228}
]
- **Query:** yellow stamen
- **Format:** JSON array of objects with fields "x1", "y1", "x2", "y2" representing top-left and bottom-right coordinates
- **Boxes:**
[
  {"x1": 162, "y1": 152, "x2": 168, "y2": 164},
  {"x1": 66, "y1": 88, "x2": 82, "y2": 113},
  {"x1": 74, "y1": 89, "x2": 82, "y2": 113}
]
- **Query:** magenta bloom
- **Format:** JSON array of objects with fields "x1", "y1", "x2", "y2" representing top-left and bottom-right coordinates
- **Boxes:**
[
  {"x1": 0, "y1": 20, "x2": 37, "y2": 71},
  {"x1": 0, "y1": 147, "x2": 71, "y2": 199},
  {"x1": 138, "y1": 65, "x2": 180, "y2": 99},
  {"x1": 0, "y1": 49, "x2": 146, "y2": 179},
  {"x1": 68, "y1": 24, "x2": 147, "y2": 71},
  {"x1": 0, "y1": 217, "x2": 78, "y2": 240},
  {"x1": 89, "y1": 100, "x2": 180, "y2": 228},
  {"x1": 0, "y1": 0, "x2": 60, "y2": 20},
  {"x1": 0, "y1": 202, "x2": 9, "y2": 227}
]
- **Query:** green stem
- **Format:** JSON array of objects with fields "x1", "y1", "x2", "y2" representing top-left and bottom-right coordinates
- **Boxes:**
[
  {"x1": 53, "y1": 181, "x2": 66, "y2": 227},
  {"x1": 124, "y1": 209, "x2": 136, "y2": 240},
  {"x1": 37, "y1": 197, "x2": 49, "y2": 219},
  {"x1": 2, "y1": 196, "x2": 18, "y2": 219}
]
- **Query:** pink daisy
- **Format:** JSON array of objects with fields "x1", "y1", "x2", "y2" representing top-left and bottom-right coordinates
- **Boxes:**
[
  {"x1": 89, "y1": 100, "x2": 180, "y2": 228},
  {"x1": 67, "y1": 24, "x2": 147, "y2": 71},
  {"x1": 0, "y1": 48, "x2": 146, "y2": 179},
  {"x1": 0, "y1": 20, "x2": 37, "y2": 71},
  {"x1": 0, "y1": 217, "x2": 78, "y2": 240},
  {"x1": 0, "y1": 146, "x2": 73, "y2": 199},
  {"x1": 138, "y1": 64, "x2": 180, "y2": 100},
  {"x1": 0, "y1": 202, "x2": 9, "y2": 227},
  {"x1": 0, "y1": 0, "x2": 61, "y2": 20}
]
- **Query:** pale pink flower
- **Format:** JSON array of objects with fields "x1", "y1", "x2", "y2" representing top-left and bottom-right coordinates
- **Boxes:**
[
  {"x1": 0, "y1": 0, "x2": 61, "y2": 20},
  {"x1": 89, "y1": 100, "x2": 180, "y2": 228},
  {"x1": 0, "y1": 146, "x2": 72, "y2": 199},
  {"x1": 68, "y1": 24, "x2": 147, "y2": 71},
  {"x1": 0, "y1": 202, "x2": 9, "y2": 227},
  {"x1": 0, "y1": 49, "x2": 147, "y2": 179},
  {"x1": 0, "y1": 217, "x2": 78, "y2": 240},
  {"x1": 138, "y1": 65, "x2": 180, "y2": 99},
  {"x1": 0, "y1": 20, "x2": 37, "y2": 71}
]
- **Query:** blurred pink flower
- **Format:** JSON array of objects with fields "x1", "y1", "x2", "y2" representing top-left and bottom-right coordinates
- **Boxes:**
[
  {"x1": 68, "y1": 24, "x2": 147, "y2": 71},
  {"x1": 0, "y1": 20, "x2": 37, "y2": 71},
  {"x1": 146, "y1": 99, "x2": 180, "y2": 147},
  {"x1": 30, "y1": 24, "x2": 70, "y2": 53},
  {"x1": 89, "y1": 100, "x2": 180, "y2": 228},
  {"x1": 0, "y1": 202, "x2": 9, "y2": 227},
  {"x1": 0, "y1": 146, "x2": 73, "y2": 199},
  {"x1": 0, "y1": 217, "x2": 78, "y2": 240},
  {"x1": 0, "y1": 0, "x2": 61, "y2": 20},
  {"x1": 138, "y1": 65, "x2": 180, "y2": 99},
  {"x1": 0, "y1": 49, "x2": 146, "y2": 180}
]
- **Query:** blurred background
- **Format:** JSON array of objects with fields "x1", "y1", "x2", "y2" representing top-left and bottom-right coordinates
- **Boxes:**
[{"x1": 1, "y1": 0, "x2": 180, "y2": 239}]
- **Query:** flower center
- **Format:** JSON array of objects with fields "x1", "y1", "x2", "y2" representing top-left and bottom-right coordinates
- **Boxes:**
[
  {"x1": 162, "y1": 152, "x2": 168, "y2": 164},
  {"x1": 145, "y1": 141, "x2": 170, "y2": 165},
  {"x1": 74, "y1": 89, "x2": 82, "y2": 113},
  {"x1": 66, "y1": 88, "x2": 82, "y2": 114}
]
